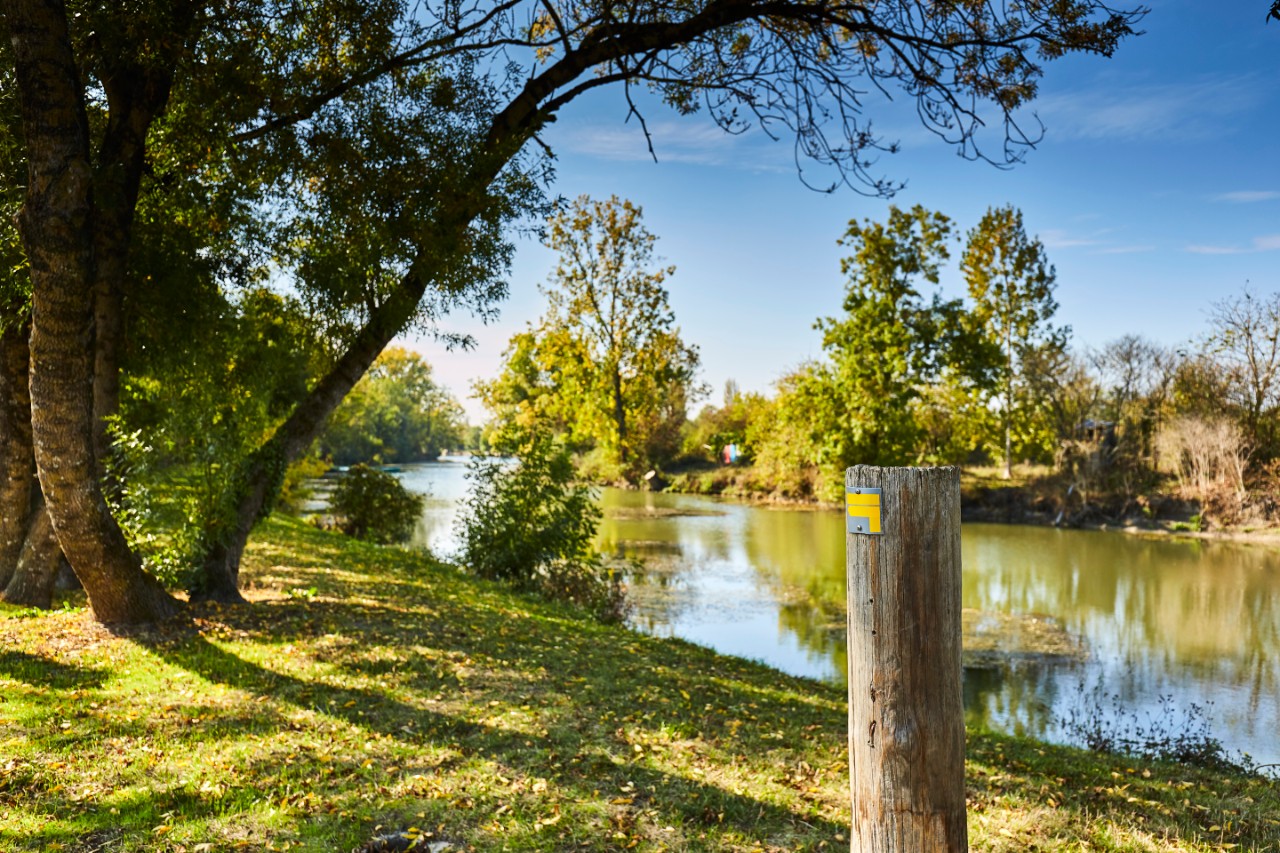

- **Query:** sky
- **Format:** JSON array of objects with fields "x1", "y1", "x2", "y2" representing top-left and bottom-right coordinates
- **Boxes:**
[{"x1": 410, "y1": 0, "x2": 1280, "y2": 424}]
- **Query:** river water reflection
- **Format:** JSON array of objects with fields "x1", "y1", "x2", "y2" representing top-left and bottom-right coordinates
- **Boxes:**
[{"x1": 402, "y1": 461, "x2": 1280, "y2": 766}]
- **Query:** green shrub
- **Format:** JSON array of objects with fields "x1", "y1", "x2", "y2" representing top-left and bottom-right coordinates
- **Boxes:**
[
  {"x1": 455, "y1": 434, "x2": 627, "y2": 622},
  {"x1": 278, "y1": 454, "x2": 330, "y2": 514},
  {"x1": 330, "y1": 464, "x2": 424, "y2": 544}
]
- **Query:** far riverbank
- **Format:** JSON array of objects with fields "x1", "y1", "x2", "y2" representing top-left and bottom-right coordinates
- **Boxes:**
[{"x1": 658, "y1": 461, "x2": 1280, "y2": 545}]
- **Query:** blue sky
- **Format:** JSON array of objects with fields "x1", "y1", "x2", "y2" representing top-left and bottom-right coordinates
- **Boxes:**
[{"x1": 412, "y1": 0, "x2": 1280, "y2": 423}]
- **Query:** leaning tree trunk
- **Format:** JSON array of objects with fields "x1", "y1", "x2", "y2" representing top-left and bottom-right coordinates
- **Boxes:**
[
  {"x1": 191, "y1": 273, "x2": 433, "y2": 602},
  {"x1": 8, "y1": 0, "x2": 179, "y2": 625},
  {"x1": 194, "y1": 126, "x2": 540, "y2": 599},
  {"x1": 196, "y1": 12, "x2": 694, "y2": 596}
]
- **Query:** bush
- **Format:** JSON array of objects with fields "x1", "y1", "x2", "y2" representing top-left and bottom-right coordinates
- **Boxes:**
[
  {"x1": 330, "y1": 464, "x2": 424, "y2": 544},
  {"x1": 1062, "y1": 682, "x2": 1256, "y2": 775},
  {"x1": 278, "y1": 454, "x2": 330, "y2": 514},
  {"x1": 454, "y1": 434, "x2": 628, "y2": 622}
]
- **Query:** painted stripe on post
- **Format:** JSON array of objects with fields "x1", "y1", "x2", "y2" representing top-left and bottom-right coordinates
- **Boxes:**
[{"x1": 846, "y1": 488, "x2": 883, "y2": 535}]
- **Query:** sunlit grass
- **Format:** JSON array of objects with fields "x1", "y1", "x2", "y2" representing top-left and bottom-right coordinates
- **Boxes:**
[{"x1": 1, "y1": 515, "x2": 1276, "y2": 851}]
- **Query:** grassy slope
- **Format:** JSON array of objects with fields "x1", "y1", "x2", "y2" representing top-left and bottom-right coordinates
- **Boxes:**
[{"x1": 0, "y1": 516, "x2": 1276, "y2": 852}]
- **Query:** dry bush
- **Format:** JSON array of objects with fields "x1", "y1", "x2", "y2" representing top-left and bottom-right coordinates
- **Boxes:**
[{"x1": 1154, "y1": 415, "x2": 1249, "y2": 498}]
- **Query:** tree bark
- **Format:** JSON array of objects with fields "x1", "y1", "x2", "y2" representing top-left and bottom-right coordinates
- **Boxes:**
[
  {"x1": 92, "y1": 41, "x2": 180, "y2": 477},
  {"x1": 0, "y1": 314, "x2": 69, "y2": 607},
  {"x1": 0, "y1": 318, "x2": 36, "y2": 590},
  {"x1": 8, "y1": 0, "x2": 179, "y2": 625},
  {"x1": 845, "y1": 465, "x2": 967, "y2": 853},
  {"x1": 2, "y1": 497, "x2": 62, "y2": 609},
  {"x1": 612, "y1": 366, "x2": 628, "y2": 467}
]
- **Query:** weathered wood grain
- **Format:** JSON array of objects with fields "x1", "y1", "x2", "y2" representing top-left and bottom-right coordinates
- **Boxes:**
[{"x1": 845, "y1": 465, "x2": 967, "y2": 852}]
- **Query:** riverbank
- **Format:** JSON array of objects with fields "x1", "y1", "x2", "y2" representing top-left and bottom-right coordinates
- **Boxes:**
[
  {"x1": 661, "y1": 462, "x2": 1280, "y2": 545},
  {"x1": 3, "y1": 516, "x2": 1277, "y2": 851}
]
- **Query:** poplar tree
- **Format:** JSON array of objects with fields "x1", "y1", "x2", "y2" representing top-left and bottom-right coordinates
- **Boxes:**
[
  {"x1": 962, "y1": 205, "x2": 1069, "y2": 477},
  {"x1": 484, "y1": 196, "x2": 701, "y2": 478}
]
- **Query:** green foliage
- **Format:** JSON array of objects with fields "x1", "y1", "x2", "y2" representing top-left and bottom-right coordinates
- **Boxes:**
[
  {"x1": 319, "y1": 347, "x2": 466, "y2": 465},
  {"x1": 102, "y1": 428, "x2": 197, "y2": 588},
  {"x1": 815, "y1": 204, "x2": 961, "y2": 468},
  {"x1": 962, "y1": 205, "x2": 1070, "y2": 472},
  {"x1": 751, "y1": 205, "x2": 1000, "y2": 499},
  {"x1": 478, "y1": 196, "x2": 703, "y2": 480},
  {"x1": 749, "y1": 364, "x2": 841, "y2": 501},
  {"x1": 680, "y1": 381, "x2": 771, "y2": 465},
  {"x1": 330, "y1": 464, "x2": 424, "y2": 544},
  {"x1": 455, "y1": 432, "x2": 626, "y2": 621},
  {"x1": 114, "y1": 288, "x2": 323, "y2": 581},
  {"x1": 278, "y1": 454, "x2": 330, "y2": 514}
]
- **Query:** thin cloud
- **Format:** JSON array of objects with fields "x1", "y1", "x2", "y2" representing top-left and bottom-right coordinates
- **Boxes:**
[
  {"x1": 552, "y1": 120, "x2": 788, "y2": 172},
  {"x1": 1186, "y1": 244, "x2": 1247, "y2": 255},
  {"x1": 1040, "y1": 228, "x2": 1101, "y2": 249},
  {"x1": 1031, "y1": 74, "x2": 1262, "y2": 142},
  {"x1": 1214, "y1": 190, "x2": 1280, "y2": 203},
  {"x1": 1185, "y1": 234, "x2": 1280, "y2": 255},
  {"x1": 1094, "y1": 244, "x2": 1156, "y2": 255},
  {"x1": 1039, "y1": 226, "x2": 1150, "y2": 254}
]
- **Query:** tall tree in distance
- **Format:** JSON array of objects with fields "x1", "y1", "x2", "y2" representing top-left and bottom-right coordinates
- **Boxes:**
[
  {"x1": 1204, "y1": 286, "x2": 1280, "y2": 457},
  {"x1": 483, "y1": 196, "x2": 702, "y2": 479},
  {"x1": 812, "y1": 204, "x2": 997, "y2": 481},
  {"x1": 815, "y1": 205, "x2": 957, "y2": 469},
  {"x1": 962, "y1": 205, "x2": 1068, "y2": 478}
]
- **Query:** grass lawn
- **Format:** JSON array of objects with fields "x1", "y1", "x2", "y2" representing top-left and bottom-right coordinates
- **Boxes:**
[{"x1": 2, "y1": 515, "x2": 1277, "y2": 851}]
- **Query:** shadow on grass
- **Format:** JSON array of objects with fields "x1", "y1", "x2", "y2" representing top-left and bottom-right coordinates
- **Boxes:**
[
  {"x1": 0, "y1": 649, "x2": 107, "y2": 690},
  {"x1": 162, "y1": 612, "x2": 842, "y2": 819},
  {"x1": 1, "y1": 588, "x2": 837, "y2": 850}
]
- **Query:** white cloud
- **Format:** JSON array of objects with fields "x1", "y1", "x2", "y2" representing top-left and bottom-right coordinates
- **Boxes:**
[
  {"x1": 1040, "y1": 226, "x2": 1153, "y2": 255},
  {"x1": 1030, "y1": 74, "x2": 1262, "y2": 142},
  {"x1": 1094, "y1": 245, "x2": 1156, "y2": 255},
  {"x1": 1214, "y1": 190, "x2": 1280, "y2": 203},
  {"x1": 1040, "y1": 228, "x2": 1101, "y2": 249},
  {"x1": 551, "y1": 119, "x2": 788, "y2": 172},
  {"x1": 1185, "y1": 235, "x2": 1280, "y2": 255},
  {"x1": 1185, "y1": 244, "x2": 1246, "y2": 255}
]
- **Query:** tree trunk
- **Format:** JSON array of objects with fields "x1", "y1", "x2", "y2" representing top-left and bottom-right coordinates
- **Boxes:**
[
  {"x1": 2, "y1": 498, "x2": 62, "y2": 609},
  {"x1": 92, "y1": 42, "x2": 180, "y2": 480},
  {"x1": 613, "y1": 366, "x2": 627, "y2": 466},
  {"x1": 1004, "y1": 322, "x2": 1013, "y2": 479},
  {"x1": 0, "y1": 313, "x2": 69, "y2": 607},
  {"x1": 8, "y1": 0, "x2": 179, "y2": 625},
  {"x1": 0, "y1": 318, "x2": 36, "y2": 589},
  {"x1": 845, "y1": 465, "x2": 967, "y2": 852}
]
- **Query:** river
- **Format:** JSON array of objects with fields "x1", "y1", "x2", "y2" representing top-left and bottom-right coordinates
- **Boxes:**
[{"x1": 398, "y1": 459, "x2": 1280, "y2": 768}]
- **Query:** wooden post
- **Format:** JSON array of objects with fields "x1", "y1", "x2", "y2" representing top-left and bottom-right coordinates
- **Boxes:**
[{"x1": 845, "y1": 465, "x2": 967, "y2": 852}]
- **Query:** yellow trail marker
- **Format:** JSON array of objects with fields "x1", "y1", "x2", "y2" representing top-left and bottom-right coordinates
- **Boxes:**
[{"x1": 846, "y1": 488, "x2": 882, "y2": 535}]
